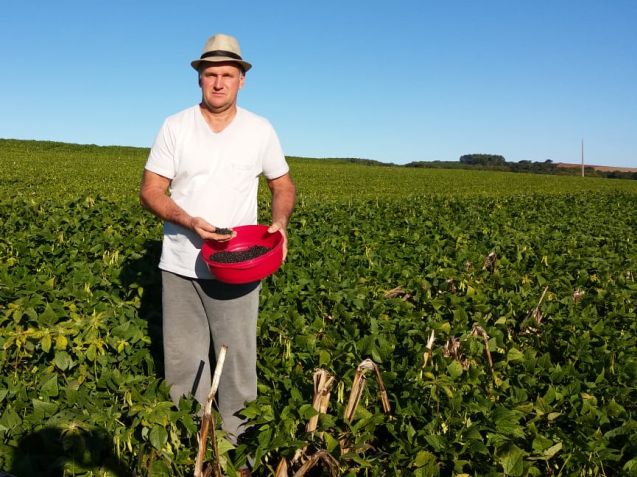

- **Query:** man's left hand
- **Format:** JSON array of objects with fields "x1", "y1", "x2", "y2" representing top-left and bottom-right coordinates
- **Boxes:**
[{"x1": 268, "y1": 222, "x2": 288, "y2": 261}]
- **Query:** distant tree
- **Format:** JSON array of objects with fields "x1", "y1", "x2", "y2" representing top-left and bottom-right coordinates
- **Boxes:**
[{"x1": 459, "y1": 154, "x2": 506, "y2": 166}]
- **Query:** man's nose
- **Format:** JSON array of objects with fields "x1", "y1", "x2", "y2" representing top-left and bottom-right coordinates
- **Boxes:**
[{"x1": 214, "y1": 76, "x2": 223, "y2": 89}]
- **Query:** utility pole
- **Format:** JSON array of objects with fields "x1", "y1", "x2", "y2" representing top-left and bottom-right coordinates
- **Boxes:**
[{"x1": 581, "y1": 139, "x2": 584, "y2": 177}]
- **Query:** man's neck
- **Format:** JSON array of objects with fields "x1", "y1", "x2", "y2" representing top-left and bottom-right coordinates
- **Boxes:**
[{"x1": 199, "y1": 103, "x2": 238, "y2": 133}]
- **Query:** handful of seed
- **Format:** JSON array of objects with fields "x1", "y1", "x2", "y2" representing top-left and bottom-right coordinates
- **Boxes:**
[
  {"x1": 214, "y1": 227, "x2": 233, "y2": 235},
  {"x1": 210, "y1": 245, "x2": 271, "y2": 264}
]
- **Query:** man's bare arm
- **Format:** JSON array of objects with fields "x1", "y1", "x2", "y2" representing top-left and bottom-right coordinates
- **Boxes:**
[
  {"x1": 139, "y1": 169, "x2": 234, "y2": 241},
  {"x1": 266, "y1": 172, "x2": 296, "y2": 259}
]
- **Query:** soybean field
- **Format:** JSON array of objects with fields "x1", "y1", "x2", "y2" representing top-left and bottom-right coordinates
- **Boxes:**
[{"x1": 1, "y1": 139, "x2": 636, "y2": 476}]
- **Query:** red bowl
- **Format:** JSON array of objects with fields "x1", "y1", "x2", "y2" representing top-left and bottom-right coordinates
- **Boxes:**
[{"x1": 201, "y1": 225, "x2": 284, "y2": 284}]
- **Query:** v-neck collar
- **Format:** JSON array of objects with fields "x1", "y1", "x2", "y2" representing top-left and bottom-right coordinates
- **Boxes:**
[{"x1": 197, "y1": 105, "x2": 241, "y2": 136}]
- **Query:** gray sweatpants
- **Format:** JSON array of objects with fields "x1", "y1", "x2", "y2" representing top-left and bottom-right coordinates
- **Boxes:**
[{"x1": 161, "y1": 271, "x2": 260, "y2": 441}]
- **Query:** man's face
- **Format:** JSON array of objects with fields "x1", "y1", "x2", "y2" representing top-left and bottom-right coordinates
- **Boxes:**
[{"x1": 199, "y1": 62, "x2": 245, "y2": 113}]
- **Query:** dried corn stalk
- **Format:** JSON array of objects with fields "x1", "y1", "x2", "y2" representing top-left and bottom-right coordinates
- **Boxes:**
[
  {"x1": 442, "y1": 336, "x2": 460, "y2": 358},
  {"x1": 573, "y1": 288, "x2": 585, "y2": 303},
  {"x1": 291, "y1": 369, "x2": 335, "y2": 467},
  {"x1": 306, "y1": 369, "x2": 335, "y2": 434},
  {"x1": 422, "y1": 330, "x2": 436, "y2": 368},
  {"x1": 194, "y1": 345, "x2": 227, "y2": 477},
  {"x1": 483, "y1": 251, "x2": 497, "y2": 273},
  {"x1": 373, "y1": 363, "x2": 391, "y2": 414},
  {"x1": 344, "y1": 359, "x2": 390, "y2": 422},
  {"x1": 275, "y1": 457, "x2": 289, "y2": 477},
  {"x1": 292, "y1": 450, "x2": 339, "y2": 477},
  {"x1": 443, "y1": 337, "x2": 470, "y2": 370},
  {"x1": 533, "y1": 286, "x2": 549, "y2": 321},
  {"x1": 384, "y1": 285, "x2": 413, "y2": 301},
  {"x1": 522, "y1": 286, "x2": 549, "y2": 334},
  {"x1": 384, "y1": 285, "x2": 404, "y2": 298},
  {"x1": 471, "y1": 324, "x2": 493, "y2": 371}
]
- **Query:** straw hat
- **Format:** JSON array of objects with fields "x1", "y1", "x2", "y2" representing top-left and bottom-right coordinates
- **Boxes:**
[{"x1": 191, "y1": 33, "x2": 252, "y2": 72}]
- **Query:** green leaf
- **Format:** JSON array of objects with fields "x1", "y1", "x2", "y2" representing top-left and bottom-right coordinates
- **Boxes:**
[
  {"x1": 497, "y1": 443, "x2": 526, "y2": 476},
  {"x1": 543, "y1": 442, "x2": 562, "y2": 459},
  {"x1": 149, "y1": 459, "x2": 171, "y2": 477},
  {"x1": 547, "y1": 412, "x2": 561, "y2": 421},
  {"x1": 216, "y1": 435, "x2": 235, "y2": 455},
  {"x1": 494, "y1": 408, "x2": 525, "y2": 438},
  {"x1": 371, "y1": 347, "x2": 382, "y2": 363},
  {"x1": 55, "y1": 334, "x2": 68, "y2": 351},
  {"x1": 25, "y1": 307, "x2": 38, "y2": 321},
  {"x1": 40, "y1": 375, "x2": 59, "y2": 398},
  {"x1": 257, "y1": 425, "x2": 272, "y2": 447},
  {"x1": 319, "y1": 349, "x2": 331, "y2": 366},
  {"x1": 324, "y1": 432, "x2": 339, "y2": 453},
  {"x1": 623, "y1": 457, "x2": 637, "y2": 474},
  {"x1": 299, "y1": 404, "x2": 318, "y2": 420},
  {"x1": 414, "y1": 450, "x2": 437, "y2": 467},
  {"x1": 318, "y1": 413, "x2": 337, "y2": 429},
  {"x1": 532, "y1": 434, "x2": 553, "y2": 452},
  {"x1": 424, "y1": 434, "x2": 445, "y2": 452},
  {"x1": 41, "y1": 333, "x2": 52, "y2": 353},
  {"x1": 0, "y1": 406, "x2": 22, "y2": 431},
  {"x1": 32, "y1": 398, "x2": 58, "y2": 420},
  {"x1": 507, "y1": 347, "x2": 525, "y2": 362},
  {"x1": 39, "y1": 304, "x2": 60, "y2": 325},
  {"x1": 149, "y1": 425, "x2": 168, "y2": 450},
  {"x1": 146, "y1": 401, "x2": 175, "y2": 426},
  {"x1": 86, "y1": 344, "x2": 97, "y2": 362},
  {"x1": 53, "y1": 350, "x2": 72, "y2": 370},
  {"x1": 447, "y1": 360, "x2": 464, "y2": 379},
  {"x1": 437, "y1": 384, "x2": 454, "y2": 399}
]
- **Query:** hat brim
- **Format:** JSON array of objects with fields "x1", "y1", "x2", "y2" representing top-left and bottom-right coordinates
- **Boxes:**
[{"x1": 191, "y1": 57, "x2": 252, "y2": 72}]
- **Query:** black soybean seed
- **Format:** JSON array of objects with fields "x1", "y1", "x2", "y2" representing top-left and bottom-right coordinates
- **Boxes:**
[
  {"x1": 211, "y1": 245, "x2": 271, "y2": 263},
  {"x1": 215, "y1": 227, "x2": 233, "y2": 235}
]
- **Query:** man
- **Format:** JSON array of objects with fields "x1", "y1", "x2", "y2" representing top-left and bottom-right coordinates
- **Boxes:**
[{"x1": 140, "y1": 33, "x2": 296, "y2": 451}]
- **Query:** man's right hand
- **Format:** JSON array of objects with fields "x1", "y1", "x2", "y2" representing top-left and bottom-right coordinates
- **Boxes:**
[
  {"x1": 140, "y1": 171, "x2": 236, "y2": 243},
  {"x1": 190, "y1": 217, "x2": 236, "y2": 242}
]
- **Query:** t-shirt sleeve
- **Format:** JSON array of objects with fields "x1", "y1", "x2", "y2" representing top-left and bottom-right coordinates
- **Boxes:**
[
  {"x1": 261, "y1": 123, "x2": 290, "y2": 180},
  {"x1": 145, "y1": 120, "x2": 177, "y2": 179}
]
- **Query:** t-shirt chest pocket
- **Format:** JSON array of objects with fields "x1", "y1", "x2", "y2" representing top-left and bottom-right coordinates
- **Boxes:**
[{"x1": 228, "y1": 161, "x2": 259, "y2": 194}]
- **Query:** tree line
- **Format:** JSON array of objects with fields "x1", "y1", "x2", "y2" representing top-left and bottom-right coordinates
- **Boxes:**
[{"x1": 405, "y1": 154, "x2": 637, "y2": 180}]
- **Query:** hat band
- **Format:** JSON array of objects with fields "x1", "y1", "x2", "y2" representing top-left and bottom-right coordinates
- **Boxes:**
[{"x1": 200, "y1": 50, "x2": 243, "y2": 61}]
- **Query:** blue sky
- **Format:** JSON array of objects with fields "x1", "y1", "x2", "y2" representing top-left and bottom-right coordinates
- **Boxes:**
[{"x1": 1, "y1": 0, "x2": 636, "y2": 167}]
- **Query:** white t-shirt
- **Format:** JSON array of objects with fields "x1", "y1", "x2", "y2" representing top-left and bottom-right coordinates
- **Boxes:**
[{"x1": 145, "y1": 105, "x2": 289, "y2": 278}]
